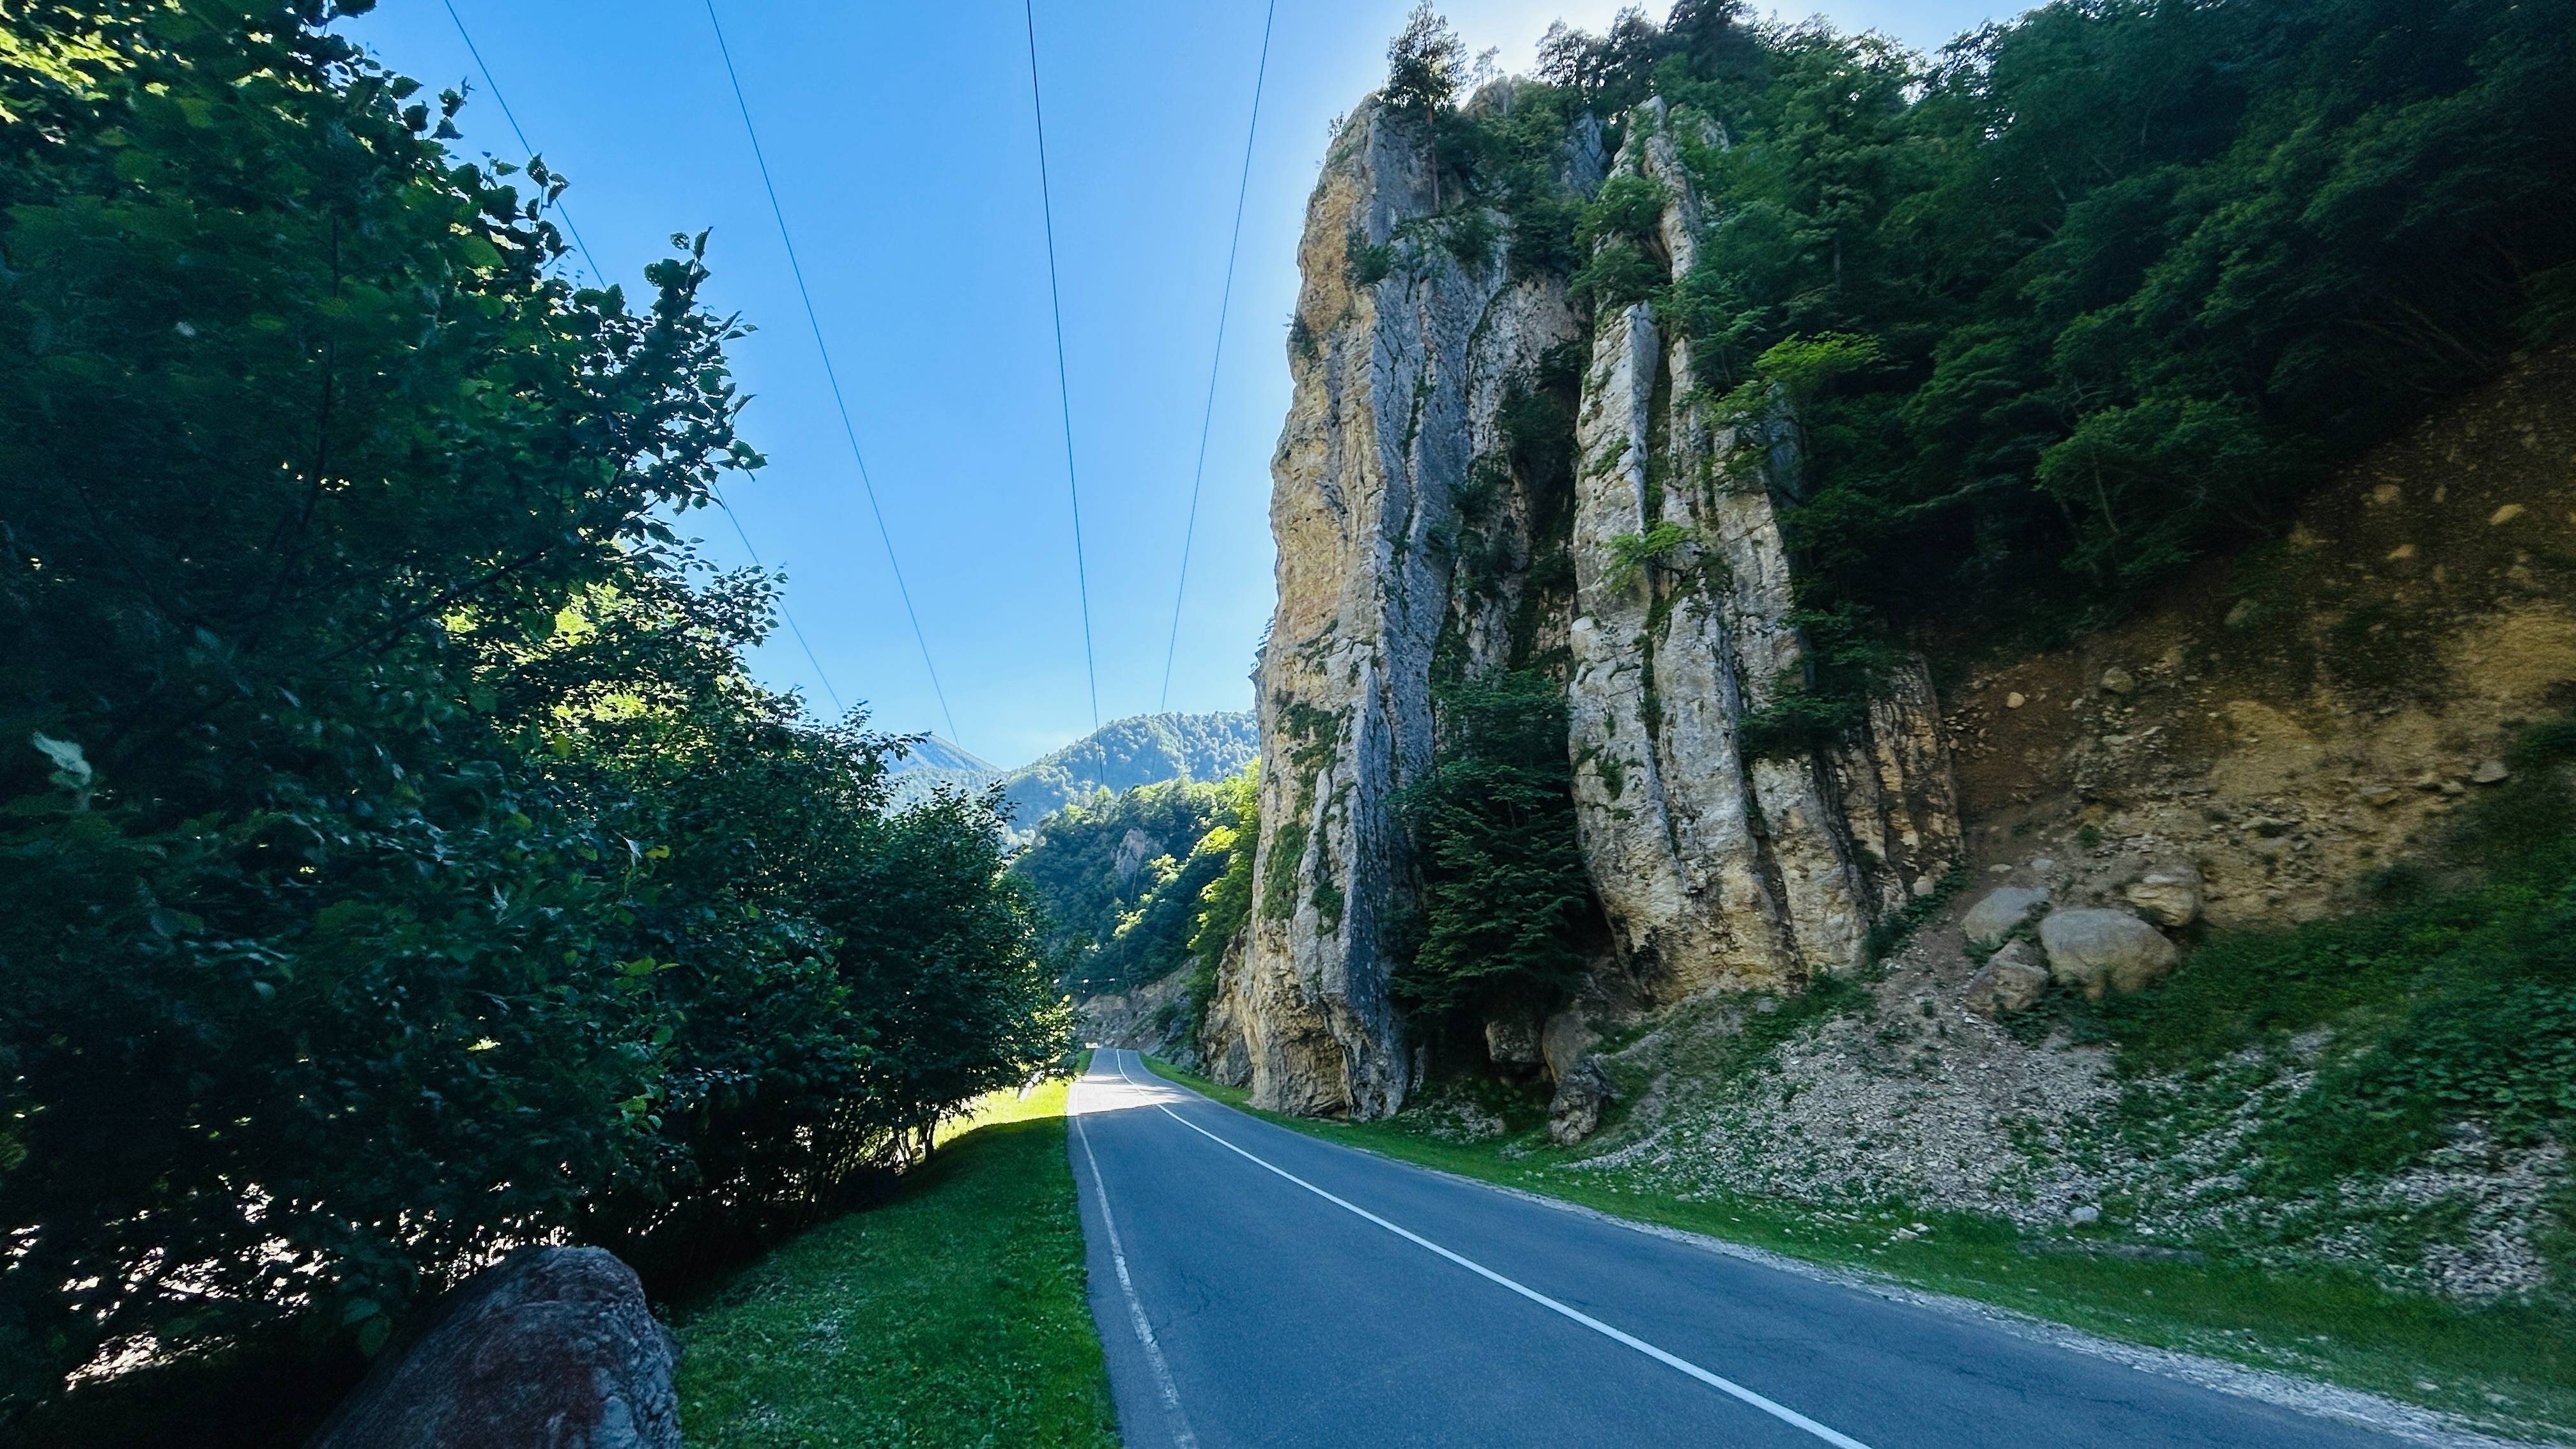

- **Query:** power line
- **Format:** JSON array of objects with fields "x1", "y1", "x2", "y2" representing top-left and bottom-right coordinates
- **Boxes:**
[
  {"x1": 702, "y1": 0, "x2": 964, "y2": 748},
  {"x1": 1160, "y1": 0, "x2": 1276, "y2": 712},
  {"x1": 1022, "y1": 0, "x2": 1102, "y2": 731},
  {"x1": 438, "y1": 0, "x2": 601, "y2": 282},
  {"x1": 443, "y1": 0, "x2": 852, "y2": 724},
  {"x1": 712, "y1": 486, "x2": 846, "y2": 714}
]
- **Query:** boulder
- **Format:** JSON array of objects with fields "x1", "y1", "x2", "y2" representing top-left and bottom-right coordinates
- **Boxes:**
[
  {"x1": 2120, "y1": 861, "x2": 2204, "y2": 928},
  {"x1": 1961, "y1": 885, "x2": 2050, "y2": 948},
  {"x1": 1547, "y1": 1059, "x2": 1614, "y2": 1146},
  {"x1": 2037, "y1": 908, "x2": 2179, "y2": 999},
  {"x1": 1962, "y1": 942, "x2": 2051, "y2": 1017},
  {"x1": 1540, "y1": 1007, "x2": 1600, "y2": 1083},
  {"x1": 1484, "y1": 1015, "x2": 1543, "y2": 1067},
  {"x1": 307, "y1": 1248, "x2": 680, "y2": 1449}
]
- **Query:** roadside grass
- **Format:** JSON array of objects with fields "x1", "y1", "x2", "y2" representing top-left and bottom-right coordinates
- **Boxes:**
[
  {"x1": 1144, "y1": 1056, "x2": 2576, "y2": 1444},
  {"x1": 671, "y1": 1059, "x2": 1116, "y2": 1449}
]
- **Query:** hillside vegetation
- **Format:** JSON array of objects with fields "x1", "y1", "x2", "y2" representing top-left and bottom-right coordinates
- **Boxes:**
[{"x1": 1014, "y1": 772, "x2": 1255, "y2": 1000}]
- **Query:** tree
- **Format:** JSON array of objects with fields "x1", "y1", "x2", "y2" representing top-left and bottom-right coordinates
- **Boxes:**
[
  {"x1": 0, "y1": 2, "x2": 1064, "y2": 1423},
  {"x1": 1385, "y1": 3, "x2": 1466, "y2": 114}
]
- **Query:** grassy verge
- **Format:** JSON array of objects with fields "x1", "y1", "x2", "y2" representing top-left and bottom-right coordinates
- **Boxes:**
[
  {"x1": 671, "y1": 1060, "x2": 1116, "y2": 1449},
  {"x1": 1144, "y1": 1056, "x2": 2574, "y2": 1443}
]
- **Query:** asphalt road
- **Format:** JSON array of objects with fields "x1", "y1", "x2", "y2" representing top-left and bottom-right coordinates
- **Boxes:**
[{"x1": 1069, "y1": 1048, "x2": 2425, "y2": 1449}]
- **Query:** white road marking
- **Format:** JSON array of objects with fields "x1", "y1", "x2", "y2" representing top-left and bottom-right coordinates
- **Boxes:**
[
  {"x1": 1071, "y1": 1064, "x2": 1202, "y2": 1449},
  {"x1": 1111, "y1": 1051, "x2": 1878, "y2": 1449}
]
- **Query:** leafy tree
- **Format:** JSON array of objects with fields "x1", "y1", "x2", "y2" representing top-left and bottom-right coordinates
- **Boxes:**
[{"x1": 0, "y1": 2, "x2": 1062, "y2": 1425}]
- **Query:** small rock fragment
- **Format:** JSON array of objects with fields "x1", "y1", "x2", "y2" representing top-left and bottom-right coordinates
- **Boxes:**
[
  {"x1": 2489, "y1": 503, "x2": 2526, "y2": 526},
  {"x1": 2471, "y1": 760, "x2": 2510, "y2": 785},
  {"x1": 2099, "y1": 666, "x2": 2136, "y2": 696},
  {"x1": 2069, "y1": 1205, "x2": 2101, "y2": 1226},
  {"x1": 2005, "y1": 691, "x2": 2026, "y2": 709}
]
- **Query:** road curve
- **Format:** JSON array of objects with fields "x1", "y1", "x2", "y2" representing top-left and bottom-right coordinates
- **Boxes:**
[{"x1": 1068, "y1": 1049, "x2": 2423, "y2": 1449}]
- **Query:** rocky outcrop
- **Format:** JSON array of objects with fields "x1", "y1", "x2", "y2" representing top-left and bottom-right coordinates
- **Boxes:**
[
  {"x1": 1565, "y1": 101, "x2": 1958, "y2": 999},
  {"x1": 307, "y1": 1247, "x2": 679, "y2": 1449},
  {"x1": 1211, "y1": 89, "x2": 1598, "y2": 1118},
  {"x1": 1208, "y1": 89, "x2": 1960, "y2": 1118}
]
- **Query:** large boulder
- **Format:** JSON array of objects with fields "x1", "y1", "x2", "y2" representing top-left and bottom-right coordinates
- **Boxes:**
[
  {"x1": 1962, "y1": 941, "x2": 2051, "y2": 1018},
  {"x1": 1547, "y1": 1059, "x2": 1614, "y2": 1146},
  {"x1": 307, "y1": 1247, "x2": 680, "y2": 1449},
  {"x1": 1961, "y1": 885, "x2": 2049, "y2": 947},
  {"x1": 2037, "y1": 908, "x2": 2179, "y2": 999},
  {"x1": 2121, "y1": 861, "x2": 2204, "y2": 928}
]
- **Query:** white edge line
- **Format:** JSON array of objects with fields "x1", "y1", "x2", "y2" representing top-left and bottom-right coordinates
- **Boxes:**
[
  {"x1": 1072, "y1": 1062, "x2": 1202, "y2": 1449},
  {"x1": 1108, "y1": 1052, "x2": 1874, "y2": 1449}
]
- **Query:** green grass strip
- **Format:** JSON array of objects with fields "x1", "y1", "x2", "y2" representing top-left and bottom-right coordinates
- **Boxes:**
[
  {"x1": 672, "y1": 1069, "x2": 1117, "y2": 1449},
  {"x1": 1143, "y1": 1057, "x2": 2574, "y2": 1444}
]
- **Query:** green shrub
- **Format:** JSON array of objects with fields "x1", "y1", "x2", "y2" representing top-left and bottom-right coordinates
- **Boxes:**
[{"x1": 1393, "y1": 673, "x2": 1601, "y2": 1022}]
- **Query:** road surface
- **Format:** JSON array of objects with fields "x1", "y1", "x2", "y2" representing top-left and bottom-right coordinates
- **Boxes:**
[{"x1": 1069, "y1": 1049, "x2": 2426, "y2": 1449}]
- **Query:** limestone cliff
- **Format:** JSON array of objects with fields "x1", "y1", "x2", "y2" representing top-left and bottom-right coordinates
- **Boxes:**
[
  {"x1": 1206, "y1": 88, "x2": 1961, "y2": 1117},
  {"x1": 1565, "y1": 100, "x2": 1958, "y2": 999}
]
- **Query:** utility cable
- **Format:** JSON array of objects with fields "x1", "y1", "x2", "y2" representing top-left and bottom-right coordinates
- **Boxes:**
[
  {"x1": 446, "y1": 0, "x2": 852, "y2": 723},
  {"x1": 712, "y1": 485, "x2": 847, "y2": 714},
  {"x1": 703, "y1": 0, "x2": 963, "y2": 747},
  {"x1": 1022, "y1": 0, "x2": 1102, "y2": 730},
  {"x1": 1158, "y1": 0, "x2": 1275, "y2": 711},
  {"x1": 439, "y1": 0, "x2": 602, "y2": 282}
]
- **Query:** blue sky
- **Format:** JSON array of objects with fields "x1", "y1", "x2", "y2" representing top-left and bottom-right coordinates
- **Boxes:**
[{"x1": 346, "y1": 1, "x2": 2008, "y2": 767}]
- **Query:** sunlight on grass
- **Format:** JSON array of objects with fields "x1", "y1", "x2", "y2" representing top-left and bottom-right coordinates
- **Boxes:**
[
  {"x1": 673, "y1": 1061, "x2": 1115, "y2": 1448},
  {"x1": 1143, "y1": 1056, "x2": 2575, "y2": 1444}
]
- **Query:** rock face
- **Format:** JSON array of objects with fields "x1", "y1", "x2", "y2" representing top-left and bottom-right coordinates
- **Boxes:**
[
  {"x1": 1564, "y1": 101, "x2": 1958, "y2": 1000},
  {"x1": 1209, "y1": 89, "x2": 1598, "y2": 1118},
  {"x1": 307, "y1": 1247, "x2": 680, "y2": 1449},
  {"x1": 1206, "y1": 89, "x2": 1960, "y2": 1117},
  {"x1": 2037, "y1": 909, "x2": 2180, "y2": 999}
]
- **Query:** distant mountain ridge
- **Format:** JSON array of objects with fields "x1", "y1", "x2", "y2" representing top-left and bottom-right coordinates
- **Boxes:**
[{"x1": 885, "y1": 712, "x2": 1257, "y2": 835}]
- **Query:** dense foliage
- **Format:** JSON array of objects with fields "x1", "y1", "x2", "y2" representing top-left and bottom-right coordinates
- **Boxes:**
[
  {"x1": 1010, "y1": 776, "x2": 1239, "y2": 995},
  {"x1": 1393, "y1": 673, "x2": 1602, "y2": 1027},
  {"x1": 0, "y1": 1, "x2": 1061, "y2": 1422},
  {"x1": 1445, "y1": 0, "x2": 2576, "y2": 638}
]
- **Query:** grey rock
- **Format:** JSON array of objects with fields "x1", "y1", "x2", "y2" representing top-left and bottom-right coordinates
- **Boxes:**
[
  {"x1": 2069, "y1": 1204, "x2": 2102, "y2": 1226},
  {"x1": 2472, "y1": 759, "x2": 2510, "y2": 785},
  {"x1": 1962, "y1": 942, "x2": 2050, "y2": 1018},
  {"x1": 2099, "y1": 666, "x2": 2137, "y2": 695},
  {"x1": 1961, "y1": 886, "x2": 2050, "y2": 948},
  {"x1": 2038, "y1": 908, "x2": 2180, "y2": 999},
  {"x1": 1540, "y1": 1007, "x2": 1600, "y2": 1083},
  {"x1": 1483, "y1": 1015, "x2": 1543, "y2": 1067},
  {"x1": 2121, "y1": 861, "x2": 2203, "y2": 928},
  {"x1": 1547, "y1": 1059, "x2": 1614, "y2": 1146},
  {"x1": 307, "y1": 1247, "x2": 678, "y2": 1449}
]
